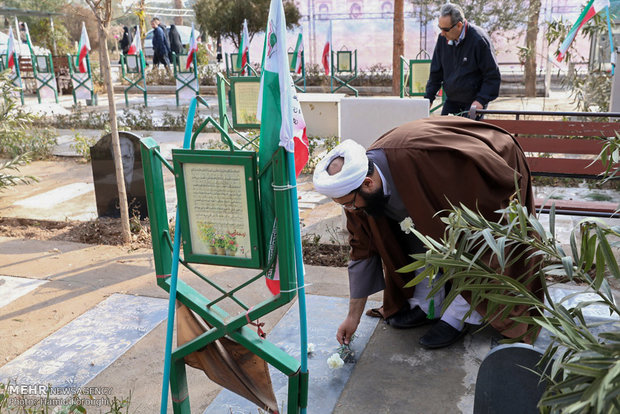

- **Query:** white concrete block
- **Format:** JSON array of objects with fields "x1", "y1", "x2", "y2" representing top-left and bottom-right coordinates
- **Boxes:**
[
  {"x1": 340, "y1": 97, "x2": 430, "y2": 148},
  {"x1": 298, "y1": 93, "x2": 345, "y2": 138}
]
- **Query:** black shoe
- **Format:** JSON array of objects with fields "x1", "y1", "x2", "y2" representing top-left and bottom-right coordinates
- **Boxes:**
[
  {"x1": 387, "y1": 305, "x2": 435, "y2": 329},
  {"x1": 419, "y1": 320, "x2": 467, "y2": 349}
]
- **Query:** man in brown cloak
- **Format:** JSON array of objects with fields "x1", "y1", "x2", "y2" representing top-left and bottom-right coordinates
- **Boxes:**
[{"x1": 313, "y1": 117, "x2": 541, "y2": 349}]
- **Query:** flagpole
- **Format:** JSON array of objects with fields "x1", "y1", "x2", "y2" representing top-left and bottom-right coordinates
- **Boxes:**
[
  {"x1": 14, "y1": 17, "x2": 20, "y2": 55},
  {"x1": 160, "y1": 97, "x2": 198, "y2": 414},
  {"x1": 286, "y1": 151, "x2": 309, "y2": 413},
  {"x1": 605, "y1": 6, "x2": 615, "y2": 75},
  {"x1": 329, "y1": 20, "x2": 333, "y2": 93}
]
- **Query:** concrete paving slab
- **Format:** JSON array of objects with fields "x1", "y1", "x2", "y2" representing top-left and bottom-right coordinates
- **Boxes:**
[
  {"x1": 0, "y1": 275, "x2": 47, "y2": 309},
  {"x1": 334, "y1": 322, "x2": 502, "y2": 413},
  {"x1": 0, "y1": 293, "x2": 167, "y2": 388},
  {"x1": 14, "y1": 183, "x2": 93, "y2": 209},
  {"x1": 205, "y1": 295, "x2": 380, "y2": 414}
]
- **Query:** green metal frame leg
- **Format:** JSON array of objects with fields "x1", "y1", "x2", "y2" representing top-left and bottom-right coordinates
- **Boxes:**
[
  {"x1": 287, "y1": 371, "x2": 300, "y2": 414},
  {"x1": 170, "y1": 356, "x2": 190, "y2": 414}
]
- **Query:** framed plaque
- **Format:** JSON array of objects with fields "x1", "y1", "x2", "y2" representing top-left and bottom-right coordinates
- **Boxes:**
[
  {"x1": 337, "y1": 51, "x2": 352, "y2": 73},
  {"x1": 410, "y1": 60, "x2": 432, "y2": 95},
  {"x1": 126, "y1": 55, "x2": 139, "y2": 73},
  {"x1": 36, "y1": 55, "x2": 49, "y2": 73},
  {"x1": 231, "y1": 52, "x2": 241, "y2": 72},
  {"x1": 287, "y1": 52, "x2": 294, "y2": 69},
  {"x1": 172, "y1": 149, "x2": 263, "y2": 268},
  {"x1": 177, "y1": 54, "x2": 191, "y2": 72},
  {"x1": 230, "y1": 77, "x2": 261, "y2": 128}
]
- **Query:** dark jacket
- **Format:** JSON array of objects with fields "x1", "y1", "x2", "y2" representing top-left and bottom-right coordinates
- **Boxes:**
[
  {"x1": 424, "y1": 22, "x2": 500, "y2": 106},
  {"x1": 119, "y1": 27, "x2": 132, "y2": 55},
  {"x1": 152, "y1": 25, "x2": 169, "y2": 57},
  {"x1": 169, "y1": 25, "x2": 183, "y2": 55}
]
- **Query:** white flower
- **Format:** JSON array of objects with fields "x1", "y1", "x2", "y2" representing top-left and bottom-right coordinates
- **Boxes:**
[
  {"x1": 399, "y1": 217, "x2": 414, "y2": 234},
  {"x1": 327, "y1": 353, "x2": 344, "y2": 369},
  {"x1": 307, "y1": 343, "x2": 316, "y2": 354}
]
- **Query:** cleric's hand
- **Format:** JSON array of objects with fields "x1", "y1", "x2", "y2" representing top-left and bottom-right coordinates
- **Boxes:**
[{"x1": 337, "y1": 315, "x2": 360, "y2": 345}]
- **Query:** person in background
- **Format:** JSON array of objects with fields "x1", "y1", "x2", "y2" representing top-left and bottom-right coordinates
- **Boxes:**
[
  {"x1": 168, "y1": 24, "x2": 183, "y2": 63},
  {"x1": 150, "y1": 17, "x2": 170, "y2": 71},
  {"x1": 424, "y1": 3, "x2": 501, "y2": 117},
  {"x1": 119, "y1": 26, "x2": 132, "y2": 63},
  {"x1": 157, "y1": 19, "x2": 171, "y2": 62},
  {"x1": 216, "y1": 38, "x2": 222, "y2": 63}
]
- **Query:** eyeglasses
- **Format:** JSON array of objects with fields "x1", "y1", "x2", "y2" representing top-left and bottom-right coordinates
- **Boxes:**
[
  {"x1": 438, "y1": 22, "x2": 458, "y2": 32},
  {"x1": 342, "y1": 192, "x2": 358, "y2": 211}
]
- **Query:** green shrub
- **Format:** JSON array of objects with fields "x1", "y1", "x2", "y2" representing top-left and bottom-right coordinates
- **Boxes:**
[
  {"x1": 70, "y1": 132, "x2": 97, "y2": 162},
  {"x1": 0, "y1": 71, "x2": 57, "y2": 159},
  {"x1": 302, "y1": 135, "x2": 339, "y2": 174},
  {"x1": 144, "y1": 67, "x2": 175, "y2": 85}
]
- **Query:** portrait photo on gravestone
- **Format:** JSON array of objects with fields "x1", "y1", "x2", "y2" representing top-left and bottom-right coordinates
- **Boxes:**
[{"x1": 90, "y1": 131, "x2": 148, "y2": 220}]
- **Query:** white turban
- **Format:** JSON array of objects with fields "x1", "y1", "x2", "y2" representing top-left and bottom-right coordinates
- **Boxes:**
[{"x1": 313, "y1": 139, "x2": 368, "y2": 198}]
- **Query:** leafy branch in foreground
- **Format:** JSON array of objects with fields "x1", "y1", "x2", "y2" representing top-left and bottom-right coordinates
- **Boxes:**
[
  {"x1": 0, "y1": 154, "x2": 38, "y2": 190},
  {"x1": 400, "y1": 199, "x2": 620, "y2": 413},
  {"x1": 594, "y1": 132, "x2": 620, "y2": 184}
]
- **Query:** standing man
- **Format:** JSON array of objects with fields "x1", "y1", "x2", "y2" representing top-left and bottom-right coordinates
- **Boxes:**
[
  {"x1": 313, "y1": 117, "x2": 541, "y2": 349},
  {"x1": 424, "y1": 4, "x2": 501, "y2": 116},
  {"x1": 150, "y1": 17, "x2": 170, "y2": 71}
]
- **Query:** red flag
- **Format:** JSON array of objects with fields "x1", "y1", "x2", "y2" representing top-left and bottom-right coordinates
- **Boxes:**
[
  {"x1": 237, "y1": 19, "x2": 250, "y2": 75},
  {"x1": 128, "y1": 26, "x2": 141, "y2": 55},
  {"x1": 321, "y1": 22, "x2": 331, "y2": 75},
  {"x1": 75, "y1": 22, "x2": 91, "y2": 73},
  {"x1": 6, "y1": 28, "x2": 16, "y2": 69},
  {"x1": 186, "y1": 23, "x2": 198, "y2": 70}
]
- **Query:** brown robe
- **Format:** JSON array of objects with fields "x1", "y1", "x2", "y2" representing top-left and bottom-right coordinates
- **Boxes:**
[{"x1": 345, "y1": 117, "x2": 542, "y2": 339}]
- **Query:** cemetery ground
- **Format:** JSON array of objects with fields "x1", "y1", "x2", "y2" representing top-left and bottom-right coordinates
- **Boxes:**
[{"x1": 0, "y1": 90, "x2": 619, "y2": 413}]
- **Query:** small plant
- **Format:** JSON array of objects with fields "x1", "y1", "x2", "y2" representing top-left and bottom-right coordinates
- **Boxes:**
[
  {"x1": 70, "y1": 132, "x2": 98, "y2": 162},
  {"x1": 302, "y1": 135, "x2": 340, "y2": 174},
  {"x1": 118, "y1": 106, "x2": 155, "y2": 130},
  {"x1": 144, "y1": 66, "x2": 175, "y2": 86}
]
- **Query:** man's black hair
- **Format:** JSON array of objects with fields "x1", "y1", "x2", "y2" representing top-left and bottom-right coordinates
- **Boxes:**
[{"x1": 367, "y1": 159, "x2": 374, "y2": 177}]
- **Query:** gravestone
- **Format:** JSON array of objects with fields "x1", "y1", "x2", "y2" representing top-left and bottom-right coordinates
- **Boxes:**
[
  {"x1": 473, "y1": 344, "x2": 549, "y2": 414},
  {"x1": 90, "y1": 131, "x2": 148, "y2": 219}
]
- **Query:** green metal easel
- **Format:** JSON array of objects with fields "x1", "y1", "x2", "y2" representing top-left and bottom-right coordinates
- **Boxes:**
[
  {"x1": 215, "y1": 72, "x2": 261, "y2": 150},
  {"x1": 225, "y1": 52, "x2": 258, "y2": 77},
  {"x1": 330, "y1": 47, "x2": 358, "y2": 96},
  {"x1": 141, "y1": 96, "x2": 308, "y2": 413},
  {"x1": 172, "y1": 52, "x2": 199, "y2": 107},
  {"x1": 399, "y1": 53, "x2": 445, "y2": 113},
  {"x1": 32, "y1": 53, "x2": 58, "y2": 104},
  {"x1": 288, "y1": 50, "x2": 306, "y2": 93},
  {"x1": 67, "y1": 53, "x2": 95, "y2": 106},
  {"x1": 0, "y1": 52, "x2": 24, "y2": 105},
  {"x1": 121, "y1": 51, "x2": 147, "y2": 107}
]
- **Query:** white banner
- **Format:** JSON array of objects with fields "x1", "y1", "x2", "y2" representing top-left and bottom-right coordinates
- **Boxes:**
[
  {"x1": 176, "y1": 72, "x2": 198, "y2": 104},
  {"x1": 71, "y1": 73, "x2": 93, "y2": 100},
  {"x1": 36, "y1": 73, "x2": 57, "y2": 101}
]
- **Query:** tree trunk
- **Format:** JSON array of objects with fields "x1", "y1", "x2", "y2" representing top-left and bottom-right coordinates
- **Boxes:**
[
  {"x1": 524, "y1": 0, "x2": 541, "y2": 97},
  {"x1": 392, "y1": 0, "x2": 405, "y2": 96},
  {"x1": 97, "y1": 24, "x2": 131, "y2": 244},
  {"x1": 174, "y1": 0, "x2": 183, "y2": 26}
]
